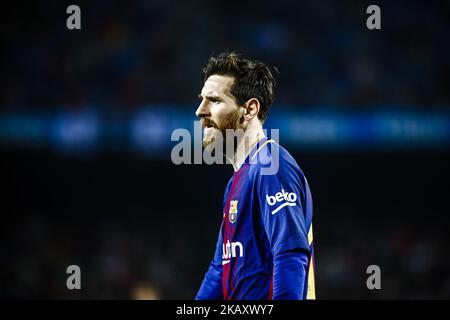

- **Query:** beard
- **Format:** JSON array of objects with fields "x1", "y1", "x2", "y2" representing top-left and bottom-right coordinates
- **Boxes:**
[{"x1": 201, "y1": 109, "x2": 243, "y2": 149}]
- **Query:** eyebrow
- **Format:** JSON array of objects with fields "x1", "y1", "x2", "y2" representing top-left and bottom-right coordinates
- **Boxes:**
[{"x1": 198, "y1": 94, "x2": 222, "y2": 100}]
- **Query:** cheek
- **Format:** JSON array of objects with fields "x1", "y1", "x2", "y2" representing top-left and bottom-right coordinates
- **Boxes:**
[{"x1": 212, "y1": 103, "x2": 239, "y2": 126}]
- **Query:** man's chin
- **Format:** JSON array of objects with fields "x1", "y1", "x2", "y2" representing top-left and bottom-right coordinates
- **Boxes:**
[
  {"x1": 202, "y1": 140, "x2": 210, "y2": 148},
  {"x1": 202, "y1": 128, "x2": 219, "y2": 148},
  {"x1": 202, "y1": 136, "x2": 215, "y2": 148}
]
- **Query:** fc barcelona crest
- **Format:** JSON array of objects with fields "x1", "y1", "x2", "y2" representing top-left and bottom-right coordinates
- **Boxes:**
[{"x1": 229, "y1": 200, "x2": 238, "y2": 223}]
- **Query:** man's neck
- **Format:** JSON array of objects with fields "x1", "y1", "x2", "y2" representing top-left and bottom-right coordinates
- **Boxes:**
[{"x1": 229, "y1": 126, "x2": 265, "y2": 172}]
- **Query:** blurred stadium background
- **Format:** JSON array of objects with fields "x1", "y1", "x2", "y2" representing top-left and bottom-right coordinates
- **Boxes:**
[{"x1": 1, "y1": 0, "x2": 449, "y2": 299}]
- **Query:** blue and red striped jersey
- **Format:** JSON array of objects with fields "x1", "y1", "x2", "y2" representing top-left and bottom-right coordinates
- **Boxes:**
[{"x1": 196, "y1": 138, "x2": 315, "y2": 300}]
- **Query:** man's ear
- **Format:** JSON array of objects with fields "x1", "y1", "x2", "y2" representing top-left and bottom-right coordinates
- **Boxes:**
[{"x1": 243, "y1": 98, "x2": 260, "y2": 121}]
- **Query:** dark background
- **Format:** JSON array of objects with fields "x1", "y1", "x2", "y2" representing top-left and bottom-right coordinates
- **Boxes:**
[{"x1": 1, "y1": 0, "x2": 449, "y2": 299}]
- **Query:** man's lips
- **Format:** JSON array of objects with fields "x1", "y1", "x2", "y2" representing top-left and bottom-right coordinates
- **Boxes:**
[{"x1": 201, "y1": 119, "x2": 217, "y2": 129}]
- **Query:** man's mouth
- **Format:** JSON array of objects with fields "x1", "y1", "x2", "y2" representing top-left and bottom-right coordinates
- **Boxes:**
[{"x1": 202, "y1": 119, "x2": 217, "y2": 130}]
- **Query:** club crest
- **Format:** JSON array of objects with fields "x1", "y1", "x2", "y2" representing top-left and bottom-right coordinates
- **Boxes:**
[{"x1": 229, "y1": 200, "x2": 238, "y2": 223}]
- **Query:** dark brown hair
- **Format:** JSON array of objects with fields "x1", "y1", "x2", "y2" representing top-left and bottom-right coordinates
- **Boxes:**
[{"x1": 203, "y1": 52, "x2": 278, "y2": 122}]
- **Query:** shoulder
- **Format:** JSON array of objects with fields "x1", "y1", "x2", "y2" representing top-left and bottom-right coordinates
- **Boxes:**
[
  {"x1": 249, "y1": 141, "x2": 311, "y2": 199},
  {"x1": 249, "y1": 140, "x2": 304, "y2": 178}
]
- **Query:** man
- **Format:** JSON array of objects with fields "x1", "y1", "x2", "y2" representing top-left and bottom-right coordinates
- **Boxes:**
[{"x1": 195, "y1": 52, "x2": 315, "y2": 300}]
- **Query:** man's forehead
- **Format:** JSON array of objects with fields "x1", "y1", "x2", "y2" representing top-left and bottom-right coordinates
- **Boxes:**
[{"x1": 201, "y1": 75, "x2": 234, "y2": 96}]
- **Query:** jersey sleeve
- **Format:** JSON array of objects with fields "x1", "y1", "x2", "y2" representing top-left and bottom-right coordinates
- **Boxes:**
[
  {"x1": 195, "y1": 225, "x2": 223, "y2": 300},
  {"x1": 257, "y1": 161, "x2": 310, "y2": 258},
  {"x1": 272, "y1": 249, "x2": 308, "y2": 299}
]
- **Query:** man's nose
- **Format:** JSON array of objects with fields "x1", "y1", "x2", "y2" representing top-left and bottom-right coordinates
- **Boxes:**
[{"x1": 195, "y1": 100, "x2": 210, "y2": 119}]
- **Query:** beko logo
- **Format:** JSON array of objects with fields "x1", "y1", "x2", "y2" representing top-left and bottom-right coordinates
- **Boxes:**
[{"x1": 266, "y1": 189, "x2": 297, "y2": 215}]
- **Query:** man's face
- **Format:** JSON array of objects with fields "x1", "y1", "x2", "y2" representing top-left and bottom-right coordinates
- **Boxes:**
[{"x1": 196, "y1": 74, "x2": 243, "y2": 147}]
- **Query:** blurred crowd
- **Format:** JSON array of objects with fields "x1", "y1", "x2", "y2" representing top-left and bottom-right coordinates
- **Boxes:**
[
  {"x1": 2, "y1": 211, "x2": 449, "y2": 299},
  {"x1": 2, "y1": 1, "x2": 449, "y2": 111}
]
